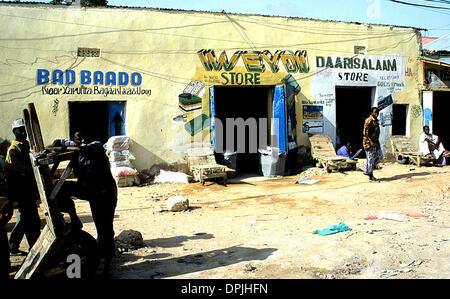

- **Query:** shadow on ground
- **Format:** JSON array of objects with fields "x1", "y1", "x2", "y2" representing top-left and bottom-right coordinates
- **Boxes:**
[
  {"x1": 378, "y1": 171, "x2": 431, "y2": 182},
  {"x1": 111, "y1": 235, "x2": 276, "y2": 279}
]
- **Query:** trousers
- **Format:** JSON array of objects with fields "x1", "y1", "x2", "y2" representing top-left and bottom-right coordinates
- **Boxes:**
[
  {"x1": 364, "y1": 147, "x2": 383, "y2": 176},
  {"x1": 58, "y1": 181, "x2": 117, "y2": 261},
  {"x1": 0, "y1": 225, "x2": 10, "y2": 279}
]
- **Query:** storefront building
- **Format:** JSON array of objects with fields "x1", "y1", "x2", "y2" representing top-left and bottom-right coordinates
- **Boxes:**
[
  {"x1": 421, "y1": 34, "x2": 450, "y2": 151},
  {"x1": 0, "y1": 3, "x2": 426, "y2": 174}
]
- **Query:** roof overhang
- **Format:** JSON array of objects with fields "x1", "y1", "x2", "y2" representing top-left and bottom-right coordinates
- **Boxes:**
[{"x1": 421, "y1": 57, "x2": 450, "y2": 68}]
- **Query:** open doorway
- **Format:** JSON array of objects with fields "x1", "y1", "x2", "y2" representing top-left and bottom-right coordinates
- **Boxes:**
[
  {"x1": 433, "y1": 91, "x2": 450, "y2": 150},
  {"x1": 213, "y1": 86, "x2": 272, "y2": 175},
  {"x1": 335, "y1": 86, "x2": 373, "y2": 157},
  {"x1": 69, "y1": 101, "x2": 126, "y2": 144}
]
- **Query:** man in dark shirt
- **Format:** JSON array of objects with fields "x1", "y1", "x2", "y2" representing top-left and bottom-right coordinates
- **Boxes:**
[
  {"x1": 363, "y1": 107, "x2": 383, "y2": 181},
  {"x1": 56, "y1": 132, "x2": 117, "y2": 275}
]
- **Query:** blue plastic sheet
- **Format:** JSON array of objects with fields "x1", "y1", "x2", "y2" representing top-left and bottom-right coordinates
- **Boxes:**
[{"x1": 273, "y1": 85, "x2": 286, "y2": 152}]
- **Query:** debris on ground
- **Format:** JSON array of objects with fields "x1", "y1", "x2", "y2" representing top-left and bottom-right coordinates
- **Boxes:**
[
  {"x1": 115, "y1": 229, "x2": 145, "y2": 251},
  {"x1": 166, "y1": 195, "x2": 189, "y2": 212},
  {"x1": 154, "y1": 170, "x2": 191, "y2": 184},
  {"x1": 243, "y1": 263, "x2": 256, "y2": 272},
  {"x1": 295, "y1": 167, "x2": 326, "y2": 180},
  {"x1": 377, "y1": 211, "x2": 410, "y2": 222},
  {"x1": 313, "y1": 222, "x2": 352, "y2": 236},
  {"x1": 403, "y1": 212, "x2": 429, "y2": 218},
  {"x1": 295, "y1": 178, "x2": 320, "y2": 185}
]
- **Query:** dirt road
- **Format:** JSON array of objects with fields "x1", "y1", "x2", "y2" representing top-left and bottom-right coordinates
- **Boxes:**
[{"x1": 8, "y1": 162, "x2": 450, "y2": 279}]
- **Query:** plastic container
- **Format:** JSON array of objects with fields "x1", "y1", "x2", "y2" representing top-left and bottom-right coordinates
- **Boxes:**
[
  {"x1": 223, "y1": 151, "x2": 237, "y2": 178},
  {"x1": 259, "y1": 147, "x2": 286, "y2": 177}
]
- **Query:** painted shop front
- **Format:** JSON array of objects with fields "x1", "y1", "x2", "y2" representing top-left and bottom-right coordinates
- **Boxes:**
[
  {"x1": 0, "y1": 3, "x2": 425, "y2": 175},
  {"x1": 421, "y1": 59, "x2": 450, "y2": 151}
]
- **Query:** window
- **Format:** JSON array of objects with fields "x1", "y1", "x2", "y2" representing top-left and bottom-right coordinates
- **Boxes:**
[
  {"x1": 77, "y1": 48, "x2": 101, "y2": 58},
  {"x1": 354, "y1": 46, "x2": 366, "y2": 55},
  {"x1": 392, "y1": 104, "x2": 408, "y2": 136}
]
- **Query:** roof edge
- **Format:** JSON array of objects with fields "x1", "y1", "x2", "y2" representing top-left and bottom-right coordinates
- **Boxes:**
[{"x1": 0, "y1": 1, "x2": 426, "y2": 31}]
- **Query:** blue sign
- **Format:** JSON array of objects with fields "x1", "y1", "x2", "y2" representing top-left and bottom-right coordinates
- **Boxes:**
[{"x1": 37, "y1": 69, "x2": 143, "y2": 86}]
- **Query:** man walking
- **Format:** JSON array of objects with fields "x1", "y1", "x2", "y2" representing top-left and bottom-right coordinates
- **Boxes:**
[{"x1": 363, "y1": 107, "x2": 383, "y2": 182}]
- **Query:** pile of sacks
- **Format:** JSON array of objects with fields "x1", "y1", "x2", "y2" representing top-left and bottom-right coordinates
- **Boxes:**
[{"x1": 105, "y1": 135, "x2": 140, "y2": 187}]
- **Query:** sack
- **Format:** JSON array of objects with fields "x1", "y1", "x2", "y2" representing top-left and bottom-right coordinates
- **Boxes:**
[
  {"x1": 110, "y1": 160, "x2": 133, "y2": 168},
  {"x1": 109, "y1": 151, "x2": 126, "y2": 162},
  {"x1": 114, "y1": 175, "x2": 140, "y2": 187},
  {"x1": 111, "y1": 166, "x2": 138, "y2": 178},
  {"x1": 105, "y1": 135, "x2": 131, "y2": 151}
]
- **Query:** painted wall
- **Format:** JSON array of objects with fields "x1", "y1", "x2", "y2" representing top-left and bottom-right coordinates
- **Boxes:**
[{"x1": 0, "y1": 4, "x2": 423, "y2": 171}]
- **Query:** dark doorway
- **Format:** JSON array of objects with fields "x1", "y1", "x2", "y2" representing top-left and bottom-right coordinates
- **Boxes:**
[
  {"x1": 433, "y1": 91, "x2": 450, "y2": 150},
  {"x1": 213, "y1": 86, "x2": 271, "y2": 175},
  {"x1": 392, "y1": 104, "x2": 408, "y2": 136},
  {"x1": 335, "y1": 87, "x2": 373, "y2": 157},
  {"x1": 69, "y1": 101, "x2": 125, "y2": 144}
]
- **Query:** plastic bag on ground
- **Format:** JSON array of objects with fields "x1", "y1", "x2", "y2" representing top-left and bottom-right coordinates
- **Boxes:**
[{"x1": 154, "y1": 170, "x2": 190, "y2": 183}]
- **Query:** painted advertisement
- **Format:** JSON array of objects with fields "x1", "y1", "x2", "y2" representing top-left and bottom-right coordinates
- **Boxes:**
[
  {"x1": 311, "y1": 54, "x2": 406, "y2": 152},
  {"x1": 173, "y1": 49, "x2": 310, "y2": 152},
  {"x1": 37, "y1": 69, "x2": 152, "y2": 97},
  {"x1": 302, "y1": 105, "x2": 323, "y2": 133}
]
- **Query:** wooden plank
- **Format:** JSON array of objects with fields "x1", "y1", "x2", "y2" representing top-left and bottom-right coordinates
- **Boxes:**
[
  {"x1": 14, "y1": 225, "x2": 56, "y2": 279},
  {"x1": 27, "y1": 103, "x2": 45, "y2": 152},
  {"x1": 22, "y1": 109, "x2": 35, "y2": 150},
  {"x1": 48, "y1": 164, "x2": 72, "y2": 202},
  {"x1": 30, "y1": 153, "x2": 55, "y2": 236}
]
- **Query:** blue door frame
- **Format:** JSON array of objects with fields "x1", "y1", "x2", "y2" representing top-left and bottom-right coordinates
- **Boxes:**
[{"x1": 109, "y1": 101, "x2": 126, "y2": 136}]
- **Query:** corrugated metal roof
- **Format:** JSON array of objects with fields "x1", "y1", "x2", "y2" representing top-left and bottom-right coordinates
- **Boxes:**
[
  {"x1": 0, "y1": 1, "x2": 426, "y2": 31},
  {"x1": 423, "y1": 33, "x2": 450, "y2": 52},
  {"x1": 422, "y1": 57, "x2": 450, "y2": 67}
]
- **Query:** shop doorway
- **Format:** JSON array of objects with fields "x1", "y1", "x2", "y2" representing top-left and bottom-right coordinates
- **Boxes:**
[
  {"x1": 212, "y1": 86, "x2": 272, "y2": 175},
  {"x1": 335, "y1": 86, "x2": 373, "y2": 157},
  {"x1": 433, "y1": 91, "x2": 450, "y2": 149},
  {"x1": 392, "y1": 104, "x2": 409, "y2": 136},
  {"x1": 69, "y1": 101, "x2": 126, "y2": 144}
]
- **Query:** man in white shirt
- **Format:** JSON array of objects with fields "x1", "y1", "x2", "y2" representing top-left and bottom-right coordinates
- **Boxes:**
[{"x1": 419, "y1": 126, "x2": 449, "y2": 164}]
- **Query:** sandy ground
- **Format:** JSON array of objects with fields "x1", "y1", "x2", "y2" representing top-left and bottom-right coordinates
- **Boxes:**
[{"x1": 7, "y1": 162, "x2": 450, "y2": 279}]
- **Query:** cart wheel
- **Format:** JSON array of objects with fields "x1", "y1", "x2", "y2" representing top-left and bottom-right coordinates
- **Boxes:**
[
  {"x1": 45, "y1": 230, "x2": 100, "y2": 279},
  {"x1": 396, "y1": 155, "x2": 409, "y2": 165}
]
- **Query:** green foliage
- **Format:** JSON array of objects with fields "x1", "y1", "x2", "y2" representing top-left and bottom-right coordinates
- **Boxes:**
[
  {"x1": 80, "y1": 0, "x2": 108, "y2": 6},
  {"x1": 50, "y1": 0, "x2": 108, "y2": 6}
]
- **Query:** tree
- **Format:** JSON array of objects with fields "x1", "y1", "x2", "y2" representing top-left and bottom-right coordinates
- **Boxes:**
[
  {"x1": 50, "y1": 0, "x2": 108, "y2": 6},
  {"x1": 80, "y1": 0, "x2": 108, "y2": 6}
]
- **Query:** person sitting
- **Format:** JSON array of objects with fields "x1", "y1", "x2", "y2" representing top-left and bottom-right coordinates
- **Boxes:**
[
  {"x1": 337, "y1": 142, "x2": 362, "y2": 160},
  {"x1": 419, "y1": 126, "x2": 449, "y2": 165}
]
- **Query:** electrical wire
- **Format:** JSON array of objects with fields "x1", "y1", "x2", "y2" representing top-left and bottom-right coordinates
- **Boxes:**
[{"x1": 388, "y1": 0, "x2": 450, "y2": 10}]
